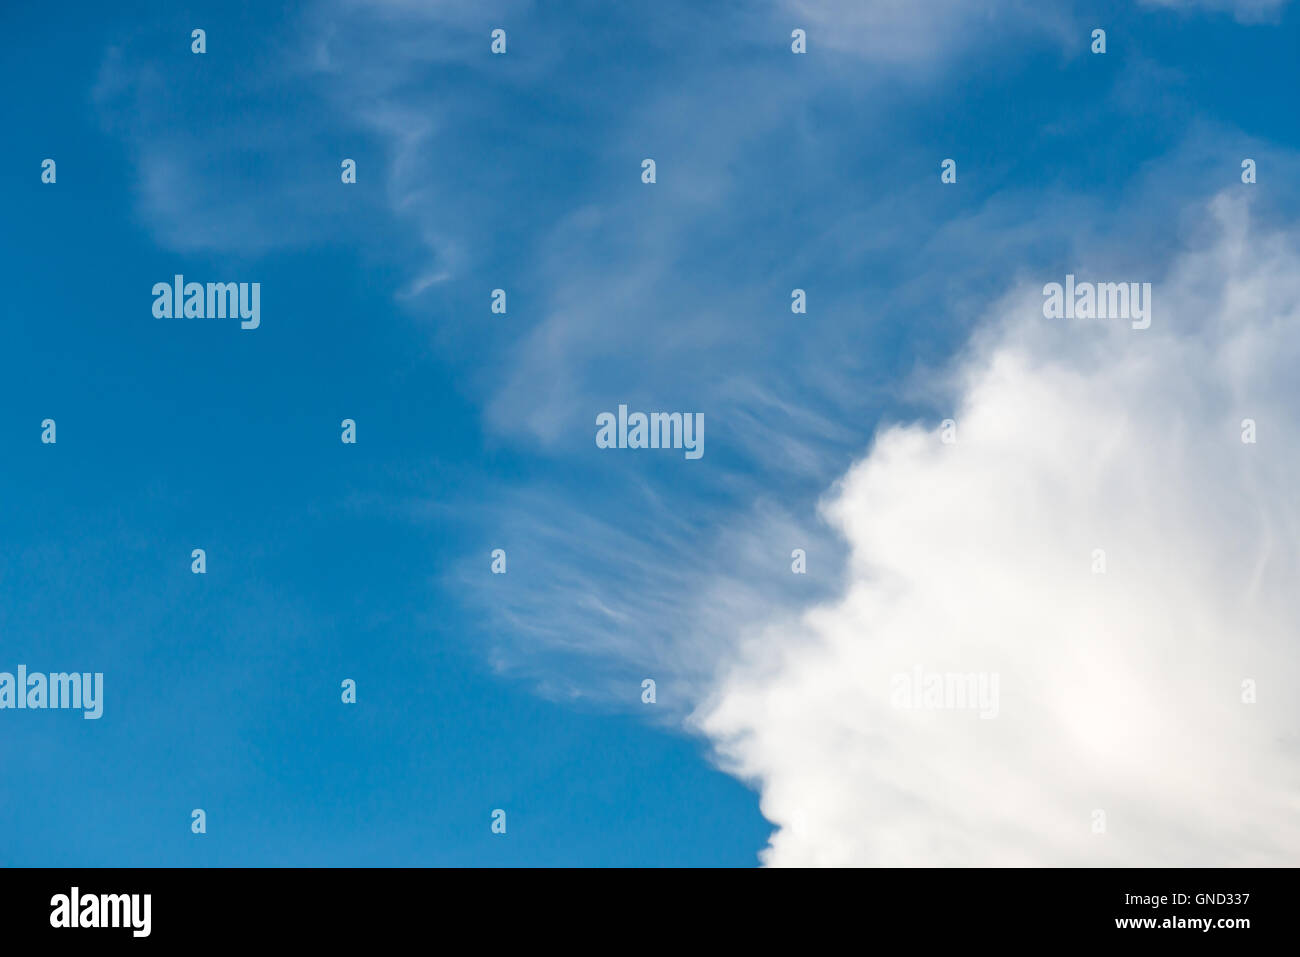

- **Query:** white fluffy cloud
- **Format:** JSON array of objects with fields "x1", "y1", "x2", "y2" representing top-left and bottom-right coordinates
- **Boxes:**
[{"x1": 695, "y1": 193, "x2": 1300, "y2": 866}]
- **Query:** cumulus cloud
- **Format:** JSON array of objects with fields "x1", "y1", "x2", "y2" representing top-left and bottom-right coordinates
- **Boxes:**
[{"x1": 694, "y1": 192, "x2": 1300, "y2": 866}]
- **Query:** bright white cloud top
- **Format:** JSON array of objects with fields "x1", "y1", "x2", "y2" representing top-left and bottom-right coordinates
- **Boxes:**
[{"x1": 696, "y1": 193, "x2": 1300, "y2": 865}]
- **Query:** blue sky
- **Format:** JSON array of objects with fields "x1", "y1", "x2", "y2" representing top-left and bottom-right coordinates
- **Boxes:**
[{"x1": 2, "y1": 0, "x2": 1299, "y2": 866}]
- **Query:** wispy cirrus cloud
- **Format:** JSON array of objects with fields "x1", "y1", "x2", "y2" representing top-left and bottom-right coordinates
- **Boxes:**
[
  {"x1": 1139, "y1": 0, "x2": 1290, "y2": 24},
  {"x1": 91, "y1": 0, "x2": 1300, "y2": 866},
  {"x1": 775, "y1": 0, "x2": 1077, "y2": 64}
]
